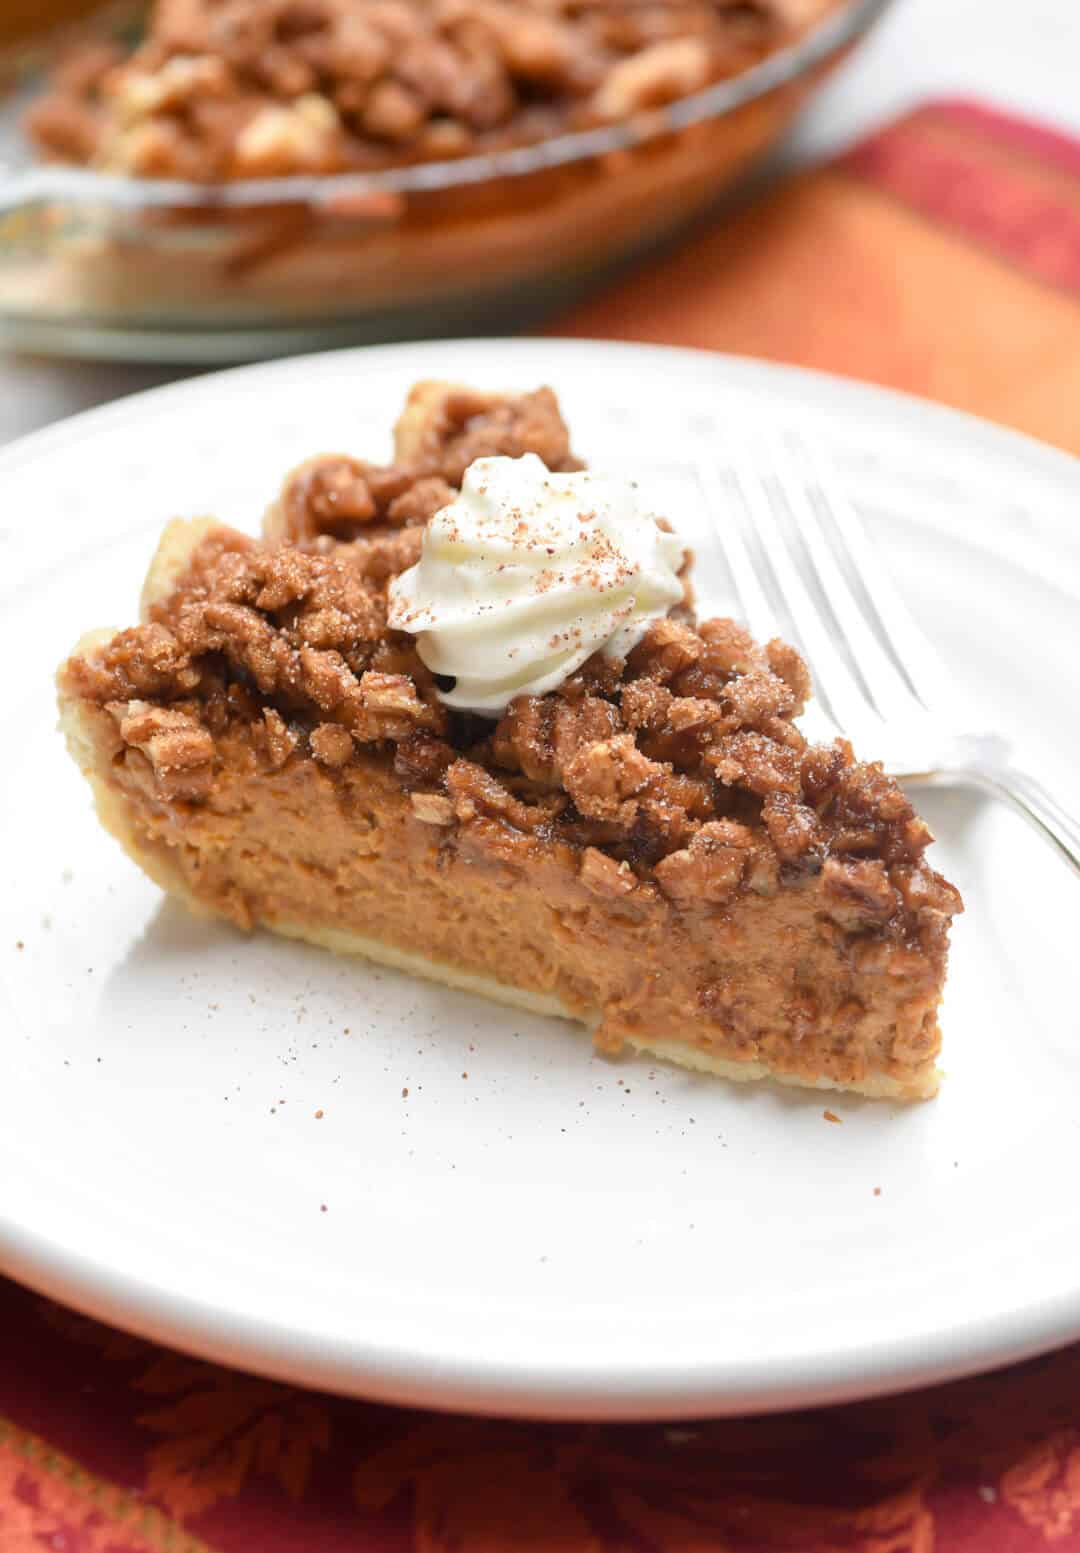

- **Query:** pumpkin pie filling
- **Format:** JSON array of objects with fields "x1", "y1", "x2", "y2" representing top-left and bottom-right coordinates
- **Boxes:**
[{"x1": 57, "y1": 379, "x2": 962, "y2": 1099}]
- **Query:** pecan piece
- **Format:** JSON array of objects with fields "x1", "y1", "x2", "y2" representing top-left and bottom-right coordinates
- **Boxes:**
[
  {"x1": 113, "y1": 699, "x2": 215, "y2": 801},
  {"x1": 579, "y1": 848, "x2": 638, "y2": 898},
  {"x1": 762, "y1": 792, "x2": 822, "y2": 863},
  {"x1": 654, "y1": 820, "x2": 754, "y2": 905},
  {"x1": 822, "y1": 858, "x2": 898, "y2": 924},
  {"x1": 310, "y1": 721, "x2": 354, "y2": 768},
  {"x1": 563, "y1": 735, "x2": 659, "y2": 823},
  {"x1": 707, "y1": 731, "x2": 801, "y2": 796},
  {"x1": 410, "y1": 792, "x2": 455, "y2": 825},
  {"x1": 260, "y1": 707, "x2": 298, "y2": 771}
]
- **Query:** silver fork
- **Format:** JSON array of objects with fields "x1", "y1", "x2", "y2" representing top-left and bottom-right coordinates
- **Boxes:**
[{"x1": 701, "y1": 436, "x2": 1080, "y2": 876}]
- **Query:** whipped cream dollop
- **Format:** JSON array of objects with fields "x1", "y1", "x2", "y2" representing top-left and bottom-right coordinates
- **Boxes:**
[{"x1": 387, "y1": 453, "x2": 685, "y2": 716}]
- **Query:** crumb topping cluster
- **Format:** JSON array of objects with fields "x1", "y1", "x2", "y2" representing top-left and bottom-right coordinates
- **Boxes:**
[
  {"x1": 27, "y1": 0, "x2": 801, "y2": 179},
  {"x1": 265, "y1": 383, "x2": 580, "y2": 548},
  {"x1": 61, "y1": 381, "x2": 962, "y2": 950}
]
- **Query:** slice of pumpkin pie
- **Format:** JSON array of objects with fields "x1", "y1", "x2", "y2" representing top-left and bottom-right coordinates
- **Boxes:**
[{"x1": 58, "y1": 380, "x2": 962, "y2": 1099}]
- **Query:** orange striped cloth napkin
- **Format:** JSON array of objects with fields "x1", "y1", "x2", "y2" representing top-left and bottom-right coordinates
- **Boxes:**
[{"x1": 555, "y1": 99, "x2": 1080, "y2": 457}]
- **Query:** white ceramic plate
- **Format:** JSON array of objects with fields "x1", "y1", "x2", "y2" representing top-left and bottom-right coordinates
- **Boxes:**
[{"x1": 2, "y1": 340, "x2": 1079, "y2": 1421}]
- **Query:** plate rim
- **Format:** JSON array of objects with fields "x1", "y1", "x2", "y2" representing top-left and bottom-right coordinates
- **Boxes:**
[
  {"x1": 5, "y1": 1210, "x2": 1080, "y2": 1422},
  {"x1": 3, "y1": 336, "x2": 1079, "y2": 1422},
  {"x1": 1, "y1": 337, "x2": 1079, "y2": 488}
]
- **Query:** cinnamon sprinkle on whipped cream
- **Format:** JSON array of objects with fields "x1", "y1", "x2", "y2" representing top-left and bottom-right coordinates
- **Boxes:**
[{"x1": 387, "y1": 453, "x2": 685, "y2": 715}]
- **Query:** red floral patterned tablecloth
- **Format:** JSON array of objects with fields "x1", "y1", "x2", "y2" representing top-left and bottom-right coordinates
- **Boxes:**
[{"x1": 3, "y1": 1274, "x2": 1080, "y2": 1551}]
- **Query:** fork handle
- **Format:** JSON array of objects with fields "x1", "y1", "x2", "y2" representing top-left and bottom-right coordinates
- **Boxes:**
[{"x1": 927, "y1": 764, "x2": 1080, "y2": 878}]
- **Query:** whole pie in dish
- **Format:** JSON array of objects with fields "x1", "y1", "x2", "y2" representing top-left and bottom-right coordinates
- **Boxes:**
[
  {"x1": 57, "y1": 379, "x2": 962, "y2": 1100},
  {"x1": 11, "y1": 1, "x2": 852, "y2": 343},
  {"x1": 28, "y1": 0, "x2": 836, "y2": 178}
]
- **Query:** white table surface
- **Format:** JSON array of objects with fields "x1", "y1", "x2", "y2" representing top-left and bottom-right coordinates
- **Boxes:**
[{"x1": 3, "y1": 0, "x2": 1077, "y2": 447}]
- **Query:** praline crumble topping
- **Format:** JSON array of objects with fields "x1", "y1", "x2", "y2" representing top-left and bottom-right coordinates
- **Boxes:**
[{"x1": 58, "y1": 379, "x2": 962, "y2": 1100}]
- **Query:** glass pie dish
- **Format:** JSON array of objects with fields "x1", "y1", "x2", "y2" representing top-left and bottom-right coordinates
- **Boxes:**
[{"x1": 0, "y1": 0, "x2": 891, "y2": 361}]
